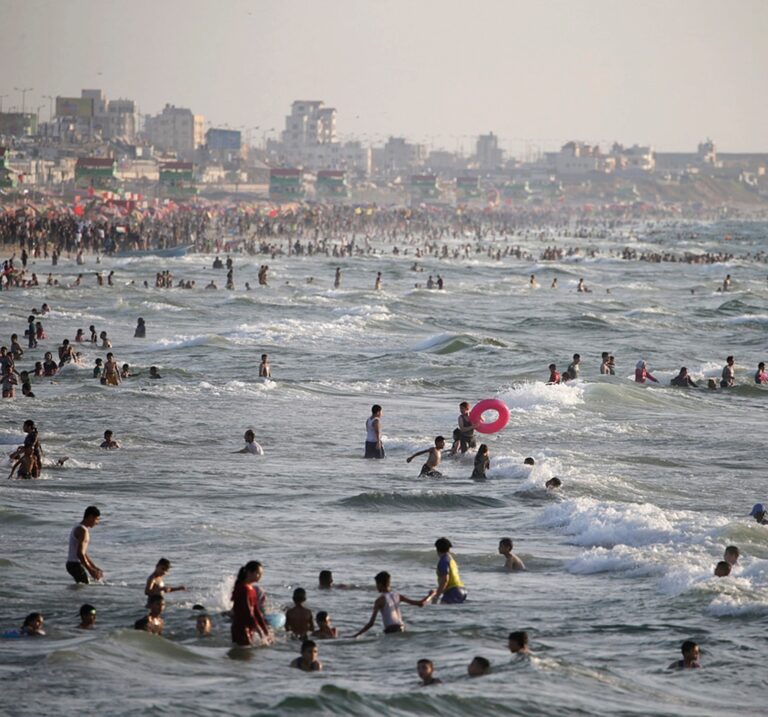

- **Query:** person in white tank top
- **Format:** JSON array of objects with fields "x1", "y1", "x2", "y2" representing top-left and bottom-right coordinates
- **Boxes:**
[
  {"x1": 65, "y1": 506, "x2": 104, "y2": 584},
  {"x1": 352, "y1": 571, "x2": 435, "y2": 637},
  {"x1": 364, "y1": 404, "x2": 385, "y2": 459}
]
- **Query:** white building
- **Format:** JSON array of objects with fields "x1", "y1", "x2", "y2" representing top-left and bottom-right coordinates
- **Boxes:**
[
  {"x1": 144, "y1": 104, "x2": 204, "y2": 155},
  {"x1": 555, "y1": 141, "x2": 610, "y2": 176},
  {"x1": 476, "y1": 132, "x2": 503, "y2": 170},
  {"x1": 282, "y1": 100, "x2": 337, "y2": 161}
]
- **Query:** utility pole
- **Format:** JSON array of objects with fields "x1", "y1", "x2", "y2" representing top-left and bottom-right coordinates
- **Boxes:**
[{"x1": 14, "y1": 86, "x2": 33, "y2": 114}]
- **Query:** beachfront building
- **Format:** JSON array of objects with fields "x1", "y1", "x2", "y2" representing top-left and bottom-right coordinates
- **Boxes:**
[
  {"x1": 269, "y1": 168, "x2": 304, "y2": 201},
  {"x1": 611, "y1": 143, "x2": 655, "y2": 172},
  {"x1": 316, "y1": 170, "x2": 350, "y2": 199},
  {"x1": 280, "y1": 100, "x2": 337, "y2": 165},
  {"x1": 74, "y1": 157, "x2": 118, "y2": 189},
  {"x1": 0, "y1": 147, "x2": 16, "y2": 187},
  {"x1": 476, "y1": 132, "x2": 503, "y2": 171},
  {"x1": 456, "y1": 175, "x2": 481, "y2": 202},
  {"x1": 54, "y1": 90, "x2": 137, "y2": 142},
  {"x1": 159, "y1": 161, "x2": 197, "y2": 196},
  {"x1": 553, "y1": 142, "x2": 613, "y2": 176},
  {"x1": 379, "y1": 137, "x2": 427, "y2": 174},
  {"x1": 409, "y1": 174, "x2": 440, "y2": 204},
  {"x1": 144, "y1": 105, "x2": 205, "y2": 157},
  {"x1": 0, "y1": 112, "x2": 38, "y2": 138}
]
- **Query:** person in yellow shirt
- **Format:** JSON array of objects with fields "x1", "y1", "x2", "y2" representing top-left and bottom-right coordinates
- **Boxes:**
[{"x1": 432, "y1": 537, "x2": 467, "y2": 604}]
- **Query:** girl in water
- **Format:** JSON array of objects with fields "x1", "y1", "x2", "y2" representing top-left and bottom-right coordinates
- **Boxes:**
[
  {"x1": 472, "y1": 444, "x2": 490, "y2": 481},
  {"x1": 230, "y1": 561, "x2": 270, "y2": 646}
]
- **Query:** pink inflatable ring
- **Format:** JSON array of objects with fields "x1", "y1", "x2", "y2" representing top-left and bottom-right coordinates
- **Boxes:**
[{"x1": 469, "y1": 398, "x2": 510, "y2": 434}]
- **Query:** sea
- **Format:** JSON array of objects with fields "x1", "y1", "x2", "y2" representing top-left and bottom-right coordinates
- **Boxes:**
[{"x1": 1, "y1": 217, "x2": 767, "y2": 716}]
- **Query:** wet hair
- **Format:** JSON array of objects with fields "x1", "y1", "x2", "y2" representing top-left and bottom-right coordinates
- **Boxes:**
[
  {"x1": 724, "y1": 545, "x2": 740, "y2": 558},
  {"x1": 316, "y1": 611, "x2": 328, "y2": 624},
  {"x1": 157, "y1": 558, "x2": 171, "y2": 569},
  {"x1": 23, "y1": 612, "x2": 43, "y2": 627},
  {"x1": 374, "y1": 571, "x2": 391, "y2": 588},
  {"x1": 417, "y1": 658, "x2": 433, "y2": 668},
  {"x1": 499, "y1": 537, "x2": 513, "y2": 550},
  {"x1": 714, "y1": 561, "x2": 731, "y2": 576},
  {"x1": 80, "y1": 604, "x2": 96, "y2": 618},
  {"x1": 301, "y1": 639, "x2": 317, "y2": 653},
  {"x1": 601, "y1": 352, "x2": 609, "y2": 359},
  {"x1": 371, "y1": 404, "x2": 381, "y2": 414},
  {"x1": 292, "y1": 587, "x2": 307, "y2": 604},
  {"x1": 434, "y1": 537, "x2": 452, "y2": 553},
  {"x1": 83, "y1": 506, "x2": 101, "y2": 519},
  {"x1": 459, "y1": 401, "x2": 469, "y2": 410},
  {"x1": 681, "y1": 640, "x2": 698, "y2": 656},
  {"x1": 318, "y1": 570, "x2": 333, "y2": 588},
  {"x1": 524, "y1": 457, "x2": 535, "y2": 465},
  {"x1": 508, "y1": 630, "x2": 529, "y2": 648},
  {"x1": 549, "y1": 363, "x2": 556, "y2": 370},
  {"x1": 234, "y1": 560, "x2": 262, "y2": 594},
  {"x1": 434, "y1": 436, "x2": 445, "y2": 445},
  {"x1": 470, "y1": 656, "x2": 490, "y2": 672},
  {"x1": 477, "y1": 444, "x2": 488, "y2": 456},
  {"x1": 573, "y1": 353, "x2": 580, "y2": 360},
  {"x1": 546, "y1": 477, "x2": 563, "y2": 488},
  {"x1": 726, "y1": 355, "x2": 734, "y2": 362},
  {"x1": 104, "y1": 430, "x2": 112, "y2": 438}
]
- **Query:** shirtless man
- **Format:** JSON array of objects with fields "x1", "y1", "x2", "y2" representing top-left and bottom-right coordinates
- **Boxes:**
[
  {"x1": 498, "y1": 538, "x2": 526, "y2": 571},
  {"x1": 285, "y1": 588, "x2": 314, "y2": 639},
  {"x1": 8, "y1": 444, "x2": 39, "y2": 479},
  {"x1": 407, "y1": 436, "x2": 447, "y2": 478},
  {"x1": 100, "y1": 430, "x2": 120, "y2": 449},
  {"x1": 103, "y1": 353, "x2": 120, "y2": 386},
  {"x1": 134, "y1": 595, "x2": 165, "y2": 635},
  {"x1": 66, "y1": 506, "x2": 104, "y2": 584}
]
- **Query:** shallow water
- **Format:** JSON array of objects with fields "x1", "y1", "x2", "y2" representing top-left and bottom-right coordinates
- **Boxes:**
[{"x1": 1, "y1": 218, "x2": 767, "y2": 715}]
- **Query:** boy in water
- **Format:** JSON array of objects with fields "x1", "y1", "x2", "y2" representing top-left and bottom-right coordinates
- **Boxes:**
[
  {"x1": 311, "y1": 611, "x2": 338, "y2": 639},
  {"x1": 547, "y1": 363, "x2": 561, "y2": 384},
  {"x1": 258, "y1": 354, "x2": 271, "y2": 378},
  {"x1": 291, "y1": 639, "x2": 322, "y2": 671},
  {"x1": 8, "y1": 444, "x2": 39, "y2": 479},
  {"x1": 468, "y1": 656, "x2": 491, "y2": 677},
  {"x1": 508, "y1": 631, "x2": 530, "y2": 654},
  {"x1": 352, "y1": 571, "x2": 434, "y2": 637},
  {"x1": 149, "y1": 366, "x2": 162, "y2": 380},
  {"x1": 714, "y1": 561, "x2": 731, "y2": 577},
  {"x1": 145, "y1": 558, "x2": 186, "y2": 600},
  {"x1": 545, "y1": 477, "x2": 563, "y2": 491},
  {"x1": 78, "y1": 604, "x2": 97, "y2": 630},
  {"x1": 236, "y1": 429, "x2": 264, "y2": 455},
  {"x1": 498, "y1": 538, "x2": 526, "y2": 571},
  {"x1": 285, "y1": 588, "x2": 314, "y2": 639},
  {"x1": 134, "y1": 595, "x2": 165, "y2": 635},
  {"x1": 668, "y1": 640, "x2": 701, "y2": 669},
  {"x1": 100, "y1": 430, "x2": 120, "y2": 450},
  {"x1": 407, "y1": 436, "x2": 447, "y2": 478},
  {"x1": 723, "y1": 545, "x2": 739, "y2": 567},
  {"x1": 450, "y1": 402, "x2": 476, "y2": 455},
  {"x1": 417, "y1": 659, "x2": 442, "y2": 686}
]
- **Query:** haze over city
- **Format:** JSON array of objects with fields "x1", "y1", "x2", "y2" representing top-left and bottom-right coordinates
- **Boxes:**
[{"x1": 3, "y1": 0, "x2": 767, "y2": 154}]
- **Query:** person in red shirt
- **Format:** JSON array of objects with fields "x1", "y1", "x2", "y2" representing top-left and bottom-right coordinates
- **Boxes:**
[
  {"x1": 634, "y1": 360, "x2": 658, "y2": 384},
  {"x1": 231, "y1": 561, "x2": 270, "y2": 646},
  {"x1": 547, "y1": 363, "x2": 561, "y2": 384}
]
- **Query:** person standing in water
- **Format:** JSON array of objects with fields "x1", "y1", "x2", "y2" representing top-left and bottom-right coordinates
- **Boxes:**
[
  {"x1": 134, "y1": 318, "x2": 146, "y2": 338},
  {"x1": 364, "y1": 404, "x2": 384, "y2": 459},
  {"x1": 258, "y1": 354, "x2": 271, "y2": 378},
  {"x1": 334, "y1": 267, "x2": 341, "y2": 288},
  {"x1": 450, "y1": 401, "x2": 476, "y2": 455},
  {"x1": 352, "y1": 571, "x2": 434, "y2": 637},
  {"x1": 66, "y1": 506, "x2": 104, "y2": 584},
  {"x1": 635, "y1": 360, "x2": 658, "y2": 384},
  {"x1": 432, "y1": 537, "x2": 467, "y2": 604},
  {"x1": 721, "y1": 355, "x2": 735, "y2": 387},
  {"x1": 230, "y1": 561, "x2": 271, "y2": 646}
]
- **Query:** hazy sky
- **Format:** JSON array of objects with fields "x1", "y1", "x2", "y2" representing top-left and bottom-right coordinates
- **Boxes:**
[{"x1": 3, "y1": 0, "x2": 767, "y2": 154}]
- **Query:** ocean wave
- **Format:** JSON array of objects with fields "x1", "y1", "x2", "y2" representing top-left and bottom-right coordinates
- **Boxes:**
[
  {"x1": 339, "y1": 491, "x2": 506, "y2": 512},
  {"x1": 497, "y1": 382, "x2": 584, "y2": 412}
]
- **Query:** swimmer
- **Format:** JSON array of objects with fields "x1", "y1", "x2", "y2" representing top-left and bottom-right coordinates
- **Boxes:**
[
  {"x1": 468, "y1": 656, "x2": 491, "y2": 677},
  {"x1": 671, "y1": 367, "x2": 697, "y2": 388},
  {"x1": 20, "y1": 612, "x2": 45, "y2": 637},
  {"x1": 145, "y1": 558, "x2": 186, "y2": 600},
  {"x1": 714, "y1": 561, "x2": 731, "y2": 577},
  {"x1": 433, "y1": 537, "x2": 467, "y2": 604},
  {"x1": 285, "y1": 588, "x2": 314, "y2": 639},
  {"x1": 99, "y1": 331, "x2": 112, "y2": 349},
  {"x1": 102, "y1": 353, "x2": 120, "y2": 386},
  {"x1": 8, "y1": 444, "x2": 39, "y2": 479},
  {"x1": 230, "y1": 561, "x2": 270, "y2": 646},
  {"x1": 1, "y1": 366, "x2": 18, "y2": 399},
  {"x1": 334, "y1": 267, "x2": 341, "y2": 288},
  {"x1": 78, "y1": 604, "x2": 97, "y2": 630},
  {"x1": 471, "y1": 444, "x2": 490, "y2": 481},
  {"x1": 754, "y1": 362, "x2": 767, "y2": 384},
  {"x1": 258, "y1": 353, "x2": 271, "y2": 378},
  {"x1": 134, "y1": 595, "x2": 165, "y2": 635},
  {"x1": 668, "y1": 640, "x2": 701, "y2": 670},
  {"x1": 352, "y1": 571, "x2": 434, "y2": 637},
  {"x1": 723, "y1": 546, "x2": 739, "y2": 566},
  {"x1": 89, "y1": 325, "x2": 97, "y2": 343},
  {"x1": 508, "y1": 631, "x2": 530, "y2": 654},
  {"x1": 498, "y1": 538, "x2": 526, "y2": 571},
  {"x1": 318, "y1": 570, "x2": 350, "y2": 590},
  {"x1": 634, "y1": 360, "x2": 658, "y2": 384},
  {"x1": 545, "y1": 477, "x2": 563, "y2": 491},
  {"x1": 720, "y1": 355, "x2": 735, "y2": 388},
  {"x1": 291, "y1": 639, "x2": 322, "y2": 672},
  {"x1": 236, "y1": 429, "x2": 264, "y2": 455},
  {"x1": 205, "y1": 280, "x2": 217, "y2": 290},
  {"x1": 749, "y1": 503, "x2": 767, "y2": 524},
  {"x1": 120, "y1": 363, "x2": 133, "y2": 378},
  {"x1": 75, "y1": 328, "x2": 85, "y2": 342},
  {"x1": 417, "y1": 659, "x2": 442, "y2": 686},
  {"x1": 134, "y1": 318, "x2": 146, "y2": 338},
  {"x1": 551, "y1": 277, "x2": 558, "y2": 289},
  {"x1": 707, "y1": 378, "x2": 718, "y2": 391},
  {"x1": 566, "y1": 353, "x2": 581, "y2": 380},
  {"x1": 375, "y1": 271, "x2": 382, "y2": 290},
  {"x1": 524, "y1": 457, "x2": 535, "y2": 466},
  {"x1": 66, "y1": 506, "x2": 104, "y2": 584},
  {"x1": 600, "y1": 352, "x2": 610, "y2": 375},
  {"x1": 311, "y1": 611, "x2": 338, "y2": 639},
  {"x1": 196, "y1": 612, "x2": 212, "y2": 637},
  {"x1": 547, "y1": 363, "x2": 561, "y2": 384},
  {"x1": 93, "y1": 358, "x2": 103, "y2": 379},
  {"x1": 149, "y1": 366, "x2": 162, "y2": 379},
  {"x1": 608, "y1": 355, "x2": 616, "y2": 375},
  {"x1": 100, "y1": 430, "x2": 120, "y2": 450},
  {"x1": 450, "y1": 401, "x2": 476, "y2": 455},
  {"x1": 407, "y1": 436, "x2": 447, "y2": 478},
  {"x1": 529, "y1": 274, "x2": 537, "y2": 288}
]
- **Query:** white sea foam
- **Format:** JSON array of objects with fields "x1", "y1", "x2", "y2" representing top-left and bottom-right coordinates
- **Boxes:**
[{"x1": 497, "y1": 381, "x2": 584, "y2": 413}]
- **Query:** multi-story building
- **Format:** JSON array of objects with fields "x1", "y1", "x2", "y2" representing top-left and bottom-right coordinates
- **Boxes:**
[
  {"x1": 379, "y1": 137, "x2": 427, "y2": 174},
  {"x1": 476, "y1": 132, "x2": 503, "y2": 171},
  {"x1": 553, "y1": 141, "x2": 613, "y2": 176},
  {"x1": 144, "y1": 104, "x2": 204, "y2": 156},
  {"x1": 281, "y1": 100, "x2": 337, "y2": 162}
]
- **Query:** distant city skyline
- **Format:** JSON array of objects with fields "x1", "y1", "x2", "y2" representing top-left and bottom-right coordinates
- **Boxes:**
[{"x1": 3, "y1": 0, "x2": 767, "y2": 154}]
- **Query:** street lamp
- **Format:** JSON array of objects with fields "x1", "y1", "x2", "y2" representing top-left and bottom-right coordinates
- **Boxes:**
[{"x1": 14, "y1": 86, "x2": 33, "y2": 114}]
